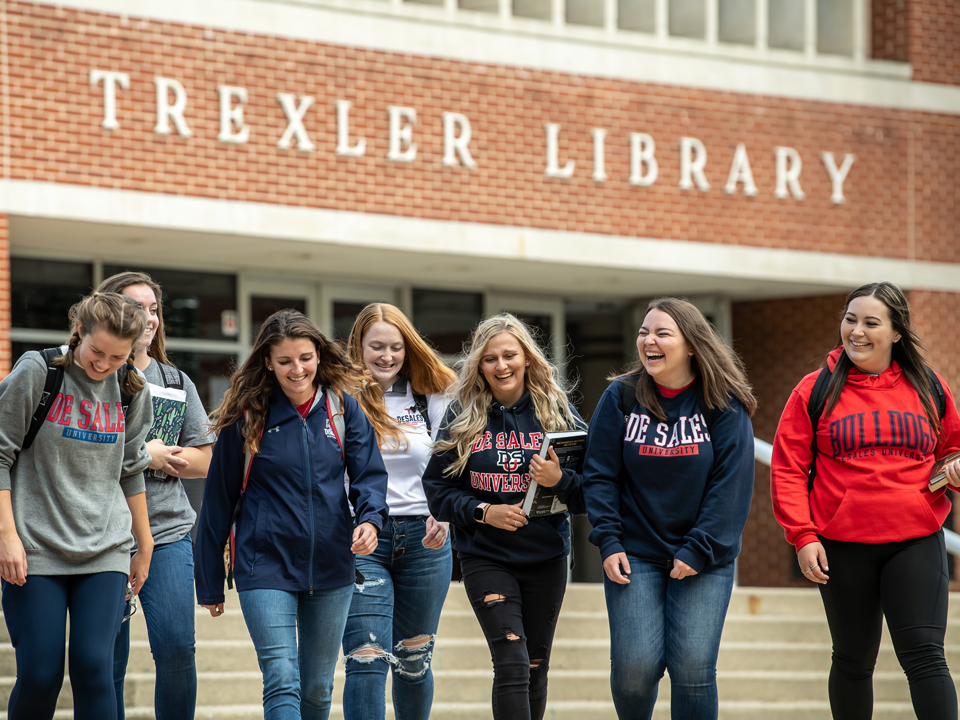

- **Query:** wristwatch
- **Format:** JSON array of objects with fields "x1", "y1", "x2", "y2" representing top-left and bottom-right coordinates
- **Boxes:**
[{"x1": 473, "y1": 503, "x2": 487, "y2": 523}]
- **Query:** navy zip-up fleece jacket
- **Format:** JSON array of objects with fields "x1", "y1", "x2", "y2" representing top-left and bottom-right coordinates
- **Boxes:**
[
  {"x1": 195, "y1": 385, "x2": 388, "y2": 605},
  {"x1": 583, "y1": 378, "x2": 755, "y2": 573},
  {"x1": 422, "y1": 391, "x2": 586, "y2": 565}
]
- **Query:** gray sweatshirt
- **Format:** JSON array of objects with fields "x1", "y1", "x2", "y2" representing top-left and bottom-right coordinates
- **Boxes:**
[{"x1": 0, "y1": 351, "x2": 153, "y2": 576}]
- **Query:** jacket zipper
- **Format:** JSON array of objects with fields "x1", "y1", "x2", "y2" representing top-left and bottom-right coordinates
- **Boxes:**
[{"x1": 302, "y1": 415, "x2": 315, "y2": 596}]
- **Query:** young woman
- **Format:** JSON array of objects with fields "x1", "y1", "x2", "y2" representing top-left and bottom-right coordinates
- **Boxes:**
[
  {"x1": 422, "y1": 313, "x2": 586, "y2": 720},
  {"x1": 341, "y1": 303, "x2": 457, "y2": 720},
  {"x1": 582, "y1": 297, "x2": 756, "y2": 720},
  {"x1": 99, "y1": 271, "x2": 215, "y2": 720},
  {"x1": 771, "y1": 282, "x2": 960, "y2": 720},
  {"x1": 0, "y1": 292, "x2": 154, "y2": 720},
  {"x1": 194, "y1": 309, "x2": 389, "y2": 720}
]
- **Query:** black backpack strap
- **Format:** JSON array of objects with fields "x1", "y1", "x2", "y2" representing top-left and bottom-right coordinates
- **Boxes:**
[
  {"x1": 116, "y1": 364, "x2": 135, "y2": 419},
  {"x1": 412, "y1": 393, "x2": 431, "y2": 434},
  {"x1": 619, "y1": 375, "x2": 638, "y2": 423},
  {"x1": 926, "y1": 366, "x2": 946, "y2": 420},
  {"x1": 806, "y1": 366, "x2": 833, "y2": 488},
  {"x1": 157, "y1": 364, "x2": 184, "y2": 391},
  {"x1": 22, "y1": 348, "x2": 65, "y2": 451}
]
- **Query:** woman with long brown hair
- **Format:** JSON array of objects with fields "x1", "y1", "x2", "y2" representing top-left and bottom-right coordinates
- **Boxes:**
[
  {"x1": 340, "y1": 303, "x2": 456, "y2": 720},
  {"x1": 100, "y1": 271, "x2": 214, "y2": 720},
  {"x1": 772, "y1": 282, "x2": 960, "y2": 720},
  {"x1": 582, "y1": 297, "x2": 756, "y2": 720},
  {"x1": 194, "y1": 309, "x2": 389, "y2": 720},
  {"x1": 0, "y1": 292, "x2": 154, "y2": 720},
  {"x1": 422, "y1": 313, "x2": 586, "y2": 720}
]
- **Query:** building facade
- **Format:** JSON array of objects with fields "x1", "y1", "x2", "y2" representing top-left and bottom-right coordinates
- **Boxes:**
[{"x1": 2, "y1": 0, "x2": 958, "y2": 586}]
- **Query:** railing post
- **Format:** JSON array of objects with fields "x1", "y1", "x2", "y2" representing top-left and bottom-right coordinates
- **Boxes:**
[
  {"x1": 804, "y1": 0, "x2": 817, "y2": 57},
  {"x1": 755, "y1": 0, "x2": 768, "y2": 50},
  {"x1": 656, "y1": 0, "x2": 669, "y2": 38},
  {"x1": 605, "y1": 0, "x2": 617, "y2": 33},
  {"x1": 852, "y1": 0, "x2": 866, "y2": 61},
  {"x1": 706, "y1": 0, "x2": 718, "y2": 45}
]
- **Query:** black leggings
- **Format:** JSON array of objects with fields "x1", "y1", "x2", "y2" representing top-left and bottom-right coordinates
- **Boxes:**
[
  {"x1": 459, "y1": 554, "x2": 567, "y2": 720},
  {"x1": 819, "y1": 531, "x2": 957, "y2": 720}
]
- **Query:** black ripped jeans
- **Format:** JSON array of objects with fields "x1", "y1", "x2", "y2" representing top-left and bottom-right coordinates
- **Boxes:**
[
  {"x1": 459, "y1": 554, "x2": 568, "y2": 720},
  {"x1": 819, "y1": 531, "x2": 957, "y2": 720}
]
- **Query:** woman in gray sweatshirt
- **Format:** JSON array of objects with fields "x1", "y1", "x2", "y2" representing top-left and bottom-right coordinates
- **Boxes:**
[{"x1": 0, "y1": 291, "x2": 155, "y2": 720}]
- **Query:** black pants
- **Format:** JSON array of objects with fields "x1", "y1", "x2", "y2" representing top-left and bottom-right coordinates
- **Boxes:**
[
  {"x1": 460, "y1": 554, "x2": 568, "y2": 720},
  {"x1": 819, "y1": 531, "x2": 957, "y2": 720}
]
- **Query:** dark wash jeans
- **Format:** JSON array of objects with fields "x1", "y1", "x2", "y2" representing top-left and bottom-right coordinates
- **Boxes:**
[
  {"x1": 459, "y1": 553, "x2": 568, "y2": 720},
  {"x1": 819, "y1": 531, "x2": 957, "y2": 720}
]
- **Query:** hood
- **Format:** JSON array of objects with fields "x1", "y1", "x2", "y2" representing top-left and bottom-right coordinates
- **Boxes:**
[{"x1": 826, "y1": 346, "x2": 904, "y2": 390}]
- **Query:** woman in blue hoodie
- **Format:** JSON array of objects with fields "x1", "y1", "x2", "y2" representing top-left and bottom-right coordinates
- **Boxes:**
[
  {"x1": 194, "y1": 310, "x2": 389, "y2": 720},
  {"x1": 422, "y1": 313, "x2": 585, "y2": 720},
  {"x1": 582, "y1": 297, "x2": 756, "y2": 720}
]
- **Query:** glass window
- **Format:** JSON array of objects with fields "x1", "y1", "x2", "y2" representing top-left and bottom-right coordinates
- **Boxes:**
[
  {"x1": 412, "y1": 289, "x2": 483, "y2": 355},
  {"x1": 567, "y1": 0, "x2": 604, "y2": 27},
  {"x1": 459, "y1": 0, "x2": 499, "y2": 12},
  {"x1": 669, "y1": 0, "x2": 705, "y2": 39},
  {"x1": 12, "y1": 258, "x2": 93, "y2": 332},
  {"x1": 513, "y1": 0, "x2": 551, "y2": 21},
  {"x1": 769, "y1": 0, "x2": 804, "y2": 50},
  {"x1": 719, "y1": 0, "x2": 755, "y2": 45},
  {"x1": 333, "y1": 301, "x2": 369, "y2": 344},
  {"x1": 103, "y1": 266, "x2": 237, "y2": 341},
  {"x1": 619, "y1": 0, "x2": 656, "y2": 33},
  {"x1": 502, "y1": 311, "x2": 553, "y2": 357},
  {"x1": 817, "y1": 0, "x2": 853, "y2": 56},
  {"x1": 249, "y1": 295, "x2": 307, "y2": 343},
  {"x1": 163, "y1": 350, "x2": 237, "y2": 415}
]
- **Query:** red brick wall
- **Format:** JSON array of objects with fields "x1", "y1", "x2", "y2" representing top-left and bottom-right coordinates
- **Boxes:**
[
  {"x1": 3, "y1": 2, "x2": 958, "y2": 261},
  {"x1": 0, "y1": 214, "x2": 10, "y2": 378},
  {"x1": 872, "y1": 0, "x2": 960, "y2": 86},
  {"x1": 733, "y1": 294, "x2": 847, "y2": 587}
]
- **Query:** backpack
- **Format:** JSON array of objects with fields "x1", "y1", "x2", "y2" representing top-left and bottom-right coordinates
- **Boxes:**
[
  {"x1": 411, "y1": 392, "x2": 431, "y2": 434},
  {"x1": 224, "y1": 387, "x2": 346, "y2": 589},
  {"x1": 23, "y1": 347, "x2": 134, "y2": 451},
  {"x1": 617, "y1": 374, "x2": 716, "y2": 433},
  {"x1": 805, "y1": 364, "x2": 946, "y2": 486}
]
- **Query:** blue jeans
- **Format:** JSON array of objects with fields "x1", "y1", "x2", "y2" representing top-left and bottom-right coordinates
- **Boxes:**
[
  {"x1": 2, "y1": 572, "x2": 127, "y2": 720},
  {"x1": 114, "y1": 535, "x2": 197, "y2": 720},
  {"x1": 239, "y1": 584, "x2": 354, "y2": 720},
  {"x1": 604, "y1": 557, "x2": 735, "y2": 720},
  {"x1": 341, "y1": 516, "x2": 452, "y2": 720}
]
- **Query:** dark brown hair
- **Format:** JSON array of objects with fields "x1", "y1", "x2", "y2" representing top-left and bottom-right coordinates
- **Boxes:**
[
  {"x1": 210, "y1": 309, "x2": 369, "y2": 455},
  {"x1": 824, "y1": 282, "x2": 940, "y2": 434},
  {"x1": 97, "y1": 270, "x2": 173, "y2": 367},
  {"x1": 614, "y1": 297, "x2": 757, "y2": 422}
]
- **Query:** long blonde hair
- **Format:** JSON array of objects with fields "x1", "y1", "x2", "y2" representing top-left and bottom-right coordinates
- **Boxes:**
[
  {"x1": 56, "y1": 292, "x2": 147, "y2": 396},
  {"x1": 615, "y1": 297, "x2": 757, "y2": 421},
  {"x1": 433, "y1": 313, "x2": 577, "y2": 476},
  {"x1": 210, "y1": 309, "x2": 370, "y2": 455},
  {"x1": 347, "y1": 303, "x2": 457, "y2": 448}
]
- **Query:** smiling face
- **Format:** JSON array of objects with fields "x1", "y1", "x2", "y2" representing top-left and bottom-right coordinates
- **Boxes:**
[
  {"x1": 75, "y1": 325, "x2": 135, "y2": 381},
  {"x1": 479, "y1": 331, "x2": 527, "y2": 408},
  {"x1": 121, "y1": 283, "x2": 160, "y2": 354},
  {"x1": 841, "y1": 295, "x2": 899, "y2": 375},
  {"x1": 267, "y1": 337, "x2": 319, "y2": 406},
  {"x1": 637, "y1": 308, "x2": 695, "y2": 389},
  {"x1": 362, "y1": 321, "x2": 406, "y2": 391}
]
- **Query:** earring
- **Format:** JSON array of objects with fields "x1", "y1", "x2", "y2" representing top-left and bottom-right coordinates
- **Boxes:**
[
  {"x1": 267, "y1": 366, "x2": 274, "y2": 371},
  {"x1": 525, "y1": 362, "x2": 530, "y2": 366}
]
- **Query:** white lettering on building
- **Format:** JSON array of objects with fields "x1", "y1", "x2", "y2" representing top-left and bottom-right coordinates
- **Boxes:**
[
  {"x1": 387, "y1": 106, "x2": 417, "y2": 162},
  {"x1": 442, "y1": 112, "x2": 477, "y2": 169},
  {"x1": 544, "y1": 123, "x2": 575, "y2": 178},
  {"x1": 90, "y1": 70, "x2": 129, "y2": 130},
  {"x1": 679, "y1": 137, "x2": 710, "y2": 191},
  {"x1": 775, "y1": 146, "x2": 805, "y2": 200},
  {"x1": 276, "y1": 94, "x2": 315, "y2": 151},
  {"x1": 591, "y1": 128, "x2": 608, "y2": 182},
  {"x1": 336, "y1": 100, "x2": 366, "y2": 157},
  {"x1": 724, "y1": 142, "x2": 758, "y2": 196},
  {"x1": 629, "y1": 133, "x2": 658, "y2": 187},
  {"x1": 153, "y1": 77, "x2": 192, "y2": 137},
  {"x1": 821, "y1": 152, "x2": 857, "y2": 204},
  {"x1": 217, "y1": 86, "x2": 250, "y2": 144}
]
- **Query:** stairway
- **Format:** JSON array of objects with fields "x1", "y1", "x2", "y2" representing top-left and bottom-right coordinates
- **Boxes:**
[{"x1": 1, "y1": 584, "x2": 959, "y2": 719}]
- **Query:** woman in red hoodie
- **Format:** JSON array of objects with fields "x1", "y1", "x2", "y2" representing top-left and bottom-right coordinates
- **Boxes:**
[{"x1": 771, "y1": 281, "x2": 960, "y2": 720}]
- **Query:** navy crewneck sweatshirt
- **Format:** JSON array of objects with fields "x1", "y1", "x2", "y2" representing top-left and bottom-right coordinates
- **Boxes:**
[
  {"x1": 582, "y1": 378, "x2": 755, "y2": 572},
  {"x1": 422, "y1": 391, "x2": 586, "y2": 565}
]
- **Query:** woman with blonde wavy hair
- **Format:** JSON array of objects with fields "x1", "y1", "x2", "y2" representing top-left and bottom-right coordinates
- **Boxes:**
[
  {"x1": 422, "y1": 313, "x2": 586, "y2": 720},
  {"x1": 339, "y1": 303, "x2": 457, "y2": 720},
  {"x1": 194, "y1": 309, "x2": 388, "y2": 720}
]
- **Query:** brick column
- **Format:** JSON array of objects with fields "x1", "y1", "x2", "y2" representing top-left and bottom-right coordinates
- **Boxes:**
[{"x1": 0, "y1": 214, "x2": 9, "y2": 378}]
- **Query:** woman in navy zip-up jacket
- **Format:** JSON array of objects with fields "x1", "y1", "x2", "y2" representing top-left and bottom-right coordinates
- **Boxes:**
[
  {"x1": 582, "y1": 298, "x2": 756, "y2": 720},
  {"x1": 422, "y1": 313, "x2": 586, "y2": 720},
  {"x1": 195, "y1": 310, "x2": 388, "y2": 720}
]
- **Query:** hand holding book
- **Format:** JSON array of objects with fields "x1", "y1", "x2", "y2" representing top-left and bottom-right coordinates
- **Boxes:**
[
  {"x1": 927, "y1": 451, "x2": 960, "y2": 492},
  {"x1": 529, "y1": 446, "x2": 562, "y2": 487}
]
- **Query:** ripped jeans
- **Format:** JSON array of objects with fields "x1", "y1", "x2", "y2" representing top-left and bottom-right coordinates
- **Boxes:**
[
  {"x1": 341, "y1": 516, "x2": 452, "y2": 720},
  {"x1": 460, "y1": 554, "x2": 568, "y2": 720}
]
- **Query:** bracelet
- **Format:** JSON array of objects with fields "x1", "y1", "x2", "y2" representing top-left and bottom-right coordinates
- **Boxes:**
[{"x1": 481, "y1": 504, "x2": 490, "y2": 523}]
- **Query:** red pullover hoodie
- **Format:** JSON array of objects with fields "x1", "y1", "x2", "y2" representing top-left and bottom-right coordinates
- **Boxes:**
[{"x1": 771, "y1": 347, "x2": 960, "y2": 551}]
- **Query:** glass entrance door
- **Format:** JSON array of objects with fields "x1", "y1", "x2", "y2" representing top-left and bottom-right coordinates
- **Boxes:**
[{"x1": 242, "y1": 277, "x2": 318, "y2": 357}]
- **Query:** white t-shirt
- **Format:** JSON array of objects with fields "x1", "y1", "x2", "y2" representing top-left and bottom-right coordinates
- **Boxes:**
[{"x1": 379, "y1": 376, "x2": 448, "y2": 516}]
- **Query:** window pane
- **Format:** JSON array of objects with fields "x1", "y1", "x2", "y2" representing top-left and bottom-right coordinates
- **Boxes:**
[
  {"x1": 163, "y1": 350, "x2": 236, "y2": 417},
  {"x1": 817, "y1": 0, "x2": 853, "y2": 55},
  {"x1": 460, "y1": 0, "x2": 499, "y2": 11},
  {"x1": 669, "y1": 0, "x2": 705, "y2": 39},
  {"x1": 333, "y1": 302, "x2": 369, "y2": 344},
  {"x1": 412, "y1": 289, "x2": 483, "y2": 355},
  {"x1": 769, "y1": 0, "x2": 804, "y2": 50},
  {"x1": 103, "y1": 266, "x2": 237, "y2": 341},
  {"x1": 567, "y1": 0, "x2": 604, "y2": 27},
  {"x1": 513, "y1": 0, "x2": 551, "y2": 20},
  {"x1": 12, "y1": 258, "x2": 93, "y2": 331},
  {"x1": 619, "y1": 0, "x2": 656, "y2": 33},
  {"x1": 504, "y1": 312, "x2": 553, "y2": 357},
  {"x1": 250, "y1": 295, "x2": 308, "y2": 343},
  {"x1": 719, "y1": 0, "x2": 755, "y2": 45}
]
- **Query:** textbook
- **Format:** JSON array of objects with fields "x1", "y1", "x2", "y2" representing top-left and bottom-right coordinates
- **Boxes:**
[
  {"x1": 522, "y1": 430, "x2": 588, "y2": 518},
  {"x1": 928, "y1": 450, "x2": 960, "y2": 492}
]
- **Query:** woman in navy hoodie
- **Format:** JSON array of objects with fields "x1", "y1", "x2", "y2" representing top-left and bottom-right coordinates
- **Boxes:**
[
  {"x1": 582, "y1": 297, "x2": 756, "y2": 720},
  {"x1": 194, "y1": 310, "x2": 389, "y2": 720},
  {"x1": 422, "y1": 313, "x2": 585, "y2": 720}
]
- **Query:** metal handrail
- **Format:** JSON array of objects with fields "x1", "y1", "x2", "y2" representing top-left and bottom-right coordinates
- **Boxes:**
[{"x1": 754, "y1": 438, "x2": 960, "y2": 555}]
